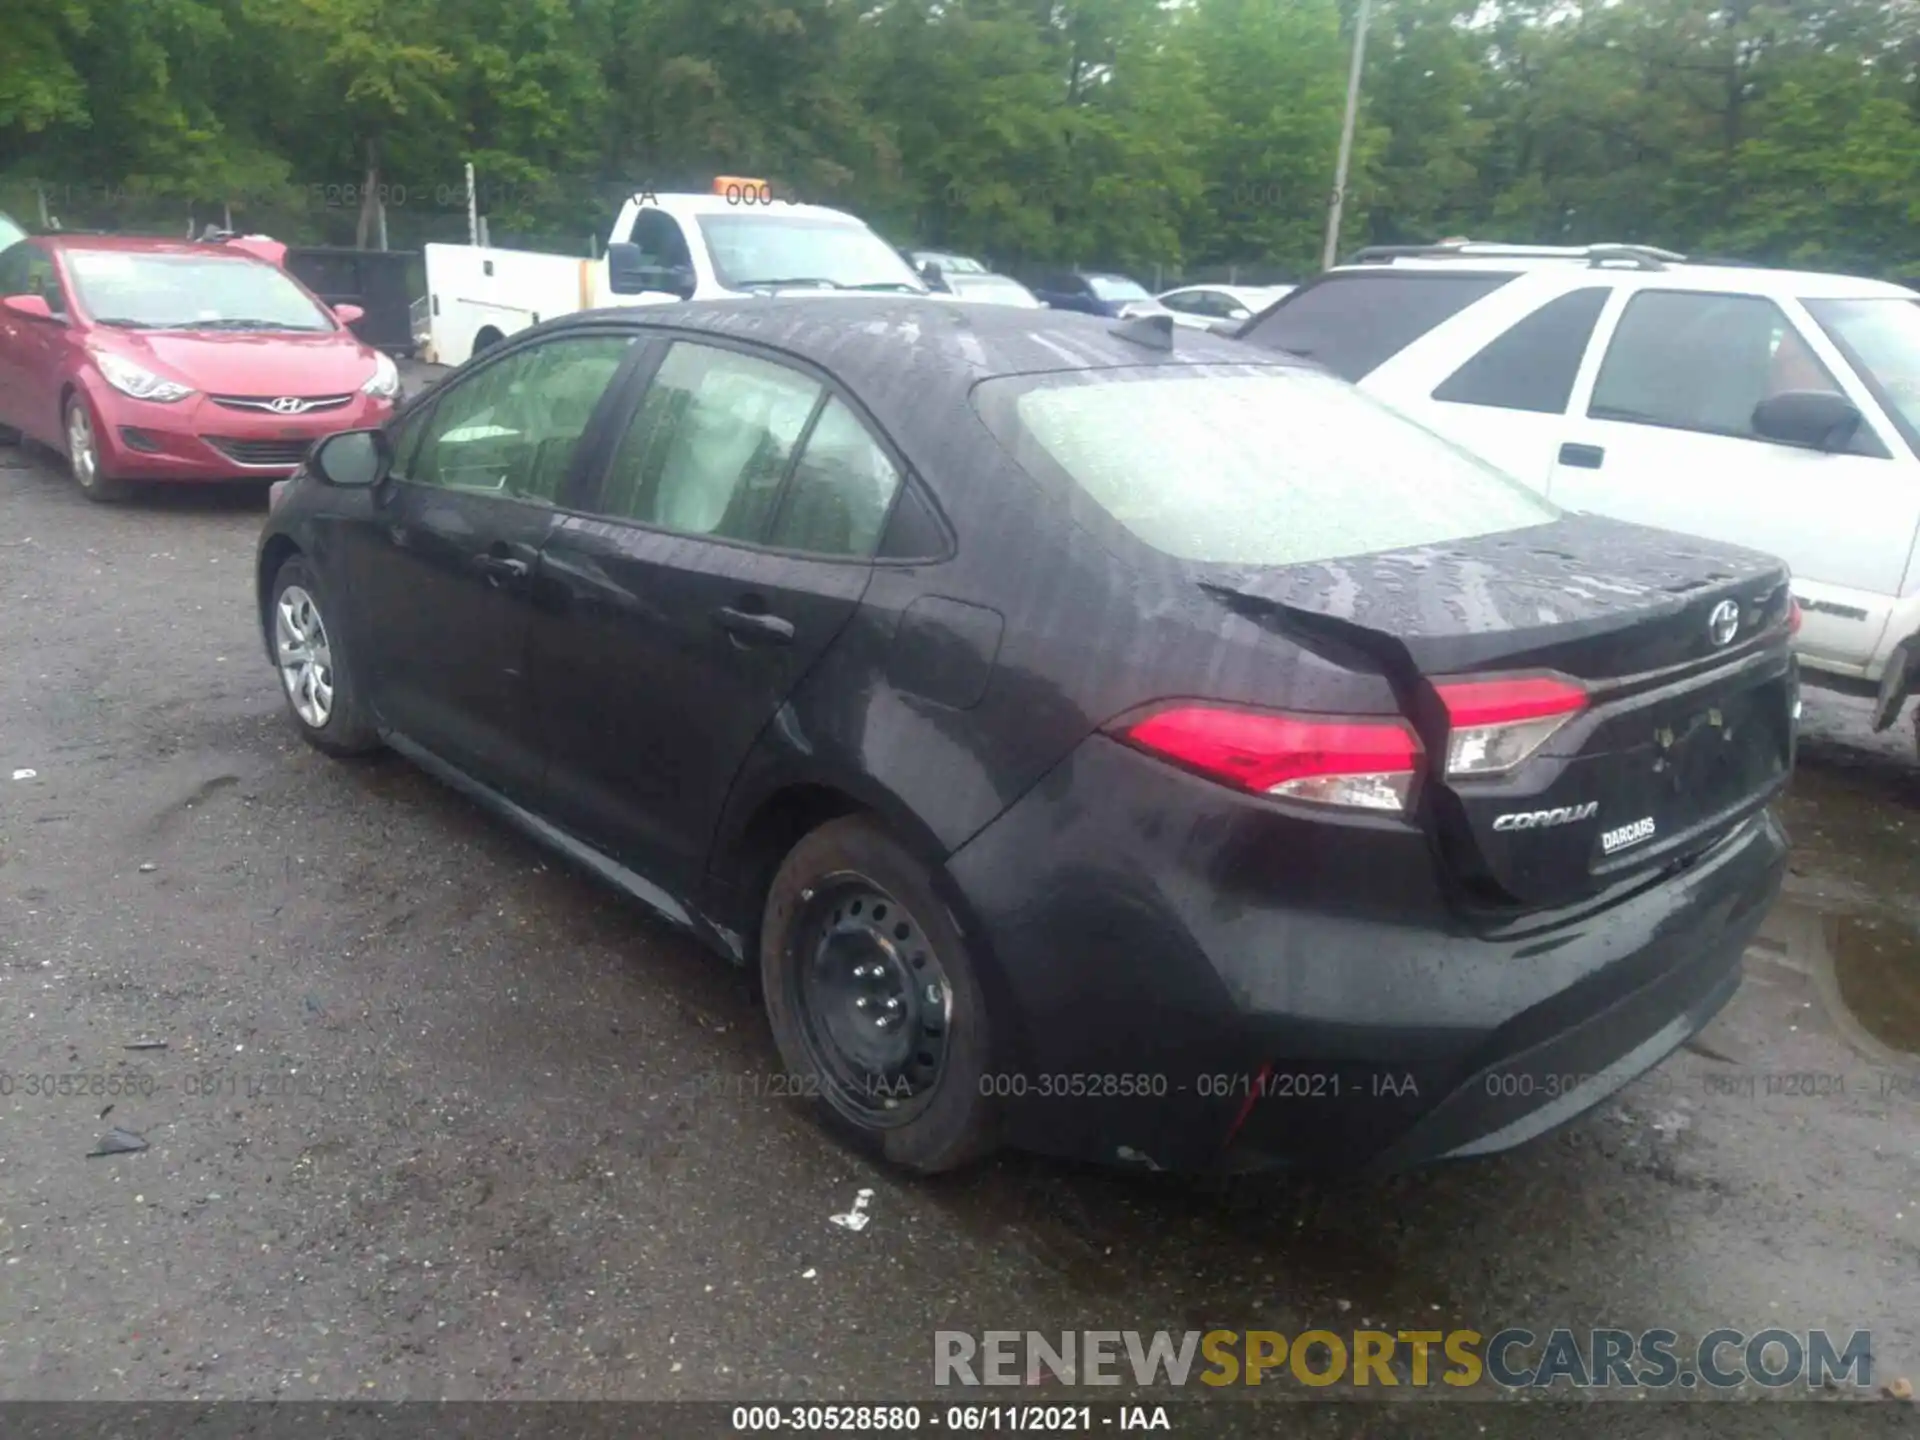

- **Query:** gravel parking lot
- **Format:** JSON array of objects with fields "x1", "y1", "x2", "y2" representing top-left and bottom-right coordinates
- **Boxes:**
[{"x1": 1, "y1": 414, "x2": 1916, "y2": 1425}]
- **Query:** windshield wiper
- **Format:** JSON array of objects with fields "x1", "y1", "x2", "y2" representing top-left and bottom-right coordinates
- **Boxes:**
[
  {"x1": 93, "y1": 318, "x2": 172, "y2": 329},
  {"x1": 183, "y1": 318, "x2": 320, "y2": 331},
  {"x1": 846, "y1": 282, "x2": 925, "y2": 293},
  {"x1": 743, "y1": 277, "x2": 845, "y2": 291}
]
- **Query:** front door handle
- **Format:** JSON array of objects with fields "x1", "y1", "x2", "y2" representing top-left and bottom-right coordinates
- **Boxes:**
[
  {"x1": 1558, "y1": 442, "x2": 1605, "y2": 469},
  {"x1": 476, "y1": 553, "x2": 531, "y2": 587},
  {"x1": 714, "y1": 606, "x2": 795, "y2": 645}
]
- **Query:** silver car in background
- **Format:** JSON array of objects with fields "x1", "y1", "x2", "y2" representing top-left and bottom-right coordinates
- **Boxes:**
[{"x1": 1157, "y1": 282, "x2": 1293, "y2": 329}]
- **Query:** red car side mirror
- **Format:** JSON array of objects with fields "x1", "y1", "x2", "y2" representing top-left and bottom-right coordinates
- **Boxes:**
[
  {"x1": 332, "y1": 303, "x2": 365, "y2": 327},
  {"x1": 2, "y1": 294, "x2": 56, "y2": 322}
]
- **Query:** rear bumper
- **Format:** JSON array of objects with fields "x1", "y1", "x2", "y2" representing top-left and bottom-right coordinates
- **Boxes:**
[
  {"x1": 942, "y1": 737, "x2": 1788, "y2": 1174},
  {"x1": 88, "y1": 385, "x2": 393, "y2": 480}
]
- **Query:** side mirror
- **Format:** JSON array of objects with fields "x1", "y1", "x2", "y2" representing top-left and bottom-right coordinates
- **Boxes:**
[
  {"x1": 661, "y1": 263, "x2": 696, "y2": 300},
  {"x1": 308, "y1": 428, "x2": 389, "y2": 488},
  {"x1": 1752, "y1": 389, "x2": 1863, "y2": 451},
  {"x1": 607, "y1": 246, "x2": 695, "y2": 300},
  {"x1": 332, "y1": 303, "x2": 366, "y2": 327},
  {"x1": 2, "y1": 294, "x2": 56, "y2": 322},
  {"x1": 605, "y1": 242, "x2": 647, "y2": 296}
]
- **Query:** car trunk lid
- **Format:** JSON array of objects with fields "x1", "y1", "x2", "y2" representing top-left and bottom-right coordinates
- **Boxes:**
[{"x1": 1200, "y1": 514, "x2": 1796, "y2": 909}]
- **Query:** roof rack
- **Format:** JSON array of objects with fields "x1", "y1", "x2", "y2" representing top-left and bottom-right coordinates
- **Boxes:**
[{"x1": 1345, "y1": 241, "x2": 1687, "y2": 272}]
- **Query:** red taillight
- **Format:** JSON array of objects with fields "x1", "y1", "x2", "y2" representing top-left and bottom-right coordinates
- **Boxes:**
[
  {"x1": 1434, "y1": 674, "x2": 1587, "y2": 778},
  {"x1": 1114, "y1": 704, "x2": 1422, "y2": 813}
]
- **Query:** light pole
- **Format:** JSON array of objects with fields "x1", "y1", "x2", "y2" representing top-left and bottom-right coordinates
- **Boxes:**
[{"x1": 1321, "y1": 0, "x2": 1373, "y2": 271}]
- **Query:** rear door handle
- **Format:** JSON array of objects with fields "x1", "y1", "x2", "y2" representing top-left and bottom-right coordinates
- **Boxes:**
[
  {"x1": 1558, "y1": 442, "x2": 1605, "y2": 469},
  {"x1": 714, "y1": 606, "x2": 795, "y2": 645}
]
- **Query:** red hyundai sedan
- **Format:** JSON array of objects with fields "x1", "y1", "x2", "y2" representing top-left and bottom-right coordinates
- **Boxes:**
[{"x1": 0, "y1": 234, "x2": 399, "y2": 502}]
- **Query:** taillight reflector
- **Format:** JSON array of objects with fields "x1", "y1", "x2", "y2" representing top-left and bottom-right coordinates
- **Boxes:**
[
  {"x1": 1434, "y1": 675, "x2": 1587, "y2": 778},
  {"x1": 1114, "y1": 704, "x2": 1421, "y2": 813}
]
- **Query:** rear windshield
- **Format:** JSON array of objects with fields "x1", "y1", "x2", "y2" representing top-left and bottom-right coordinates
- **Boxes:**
[
  {"x1": 1239, "y1": 271, "x2": 1514, "y2": 379},
  {"x1": 973, "y1": 364, "x2": 1559, "y2": 567}
]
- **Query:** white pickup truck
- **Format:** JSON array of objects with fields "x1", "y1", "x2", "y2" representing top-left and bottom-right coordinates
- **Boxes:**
[{"x1": 420, "y1": 178, "x2": 940, "y2": 367}]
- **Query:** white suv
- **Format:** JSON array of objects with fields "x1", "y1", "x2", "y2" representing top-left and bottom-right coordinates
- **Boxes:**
[{"x1": 1234, "y1": 242, "x2": 1920, "y2": 744}]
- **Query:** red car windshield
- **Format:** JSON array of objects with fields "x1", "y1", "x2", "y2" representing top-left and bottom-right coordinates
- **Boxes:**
[{"x1": 63, "y1": 250, "x2": 334, "y2": 332}]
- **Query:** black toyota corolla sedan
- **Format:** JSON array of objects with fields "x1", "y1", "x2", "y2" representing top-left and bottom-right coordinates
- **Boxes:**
[{"x1": 255, "y1": 298, "x2": 1797, "y2": 1175}]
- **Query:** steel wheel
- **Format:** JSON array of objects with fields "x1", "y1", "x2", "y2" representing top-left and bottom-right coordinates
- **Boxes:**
[
  {"x1": 275, "y1": 585, "x2": 335, "y2": 729},
  {"x1": 790, "y1": 874, "x2": 955, "y2": 1127},
  {"x1": 67, "y1": 402, "x2": 98, "y2": 489}
]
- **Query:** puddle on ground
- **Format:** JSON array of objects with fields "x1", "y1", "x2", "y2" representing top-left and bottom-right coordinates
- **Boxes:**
[
  {"x1": 1772, "y1": 749, "x2": 1920, "y2": 1060},
  {"x1": 1830, "y1": 914, "x2": 1920, "y2": 1056}
]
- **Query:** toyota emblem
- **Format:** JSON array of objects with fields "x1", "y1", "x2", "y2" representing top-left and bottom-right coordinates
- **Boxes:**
[
  {"x1": 267, "y1": 396, "x2": 310, "y2": 415},
  {"x1": 1708, "y1": 599, "x2": 1741, "y2": 647}
]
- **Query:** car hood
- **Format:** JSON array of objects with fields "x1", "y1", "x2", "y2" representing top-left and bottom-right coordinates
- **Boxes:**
[{"x1": 95, "y1": 329, "x2": 379, "y2": 397}]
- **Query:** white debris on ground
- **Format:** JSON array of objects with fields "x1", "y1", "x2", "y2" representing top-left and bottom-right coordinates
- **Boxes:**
[{"x1": 830, "y1": 1188, "x2": 874, "y2": 1231}]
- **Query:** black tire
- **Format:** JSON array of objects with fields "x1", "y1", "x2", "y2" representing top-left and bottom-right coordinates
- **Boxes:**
[
  {"x1": 64, "y1": 393, "x2": 134, "y2": 504},
  {"x1": 267, "y1": 554, "x2": 382, "y2": 757},
  {"x1": 761, "y1": 815, "x2": 999, "y2": 1174}
]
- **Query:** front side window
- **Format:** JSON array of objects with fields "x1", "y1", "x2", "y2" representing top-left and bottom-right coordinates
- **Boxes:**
[
  {"x1": 1590, "y1": 290, "x2": 1847, "y2": 442},
  {"x1": 63, "y1": 251, "x2": 334, "y2": 332},
  {"x1": 1160, "y1": 290, "x2": 1212, "y2": 316},
  {"x1": 1240, "y1": 272, "x2": 1516, "y2": 381},
  {"x1": 629, "y1": 209, "x2": 692, "y2": 269},
  {"x1": 25, "y1": 252, "x2": 68, "y2": 316},
  {"x1": 596, "y1": 342, "x2": 823, "y2": 541},
  {"x1": 1433, "y1": 286, "x2": 1610, "y2": 414},
  {"x1": 410, "y1": 334, "x2": 635, "y2": 503},
  {"x1": 1805, "y1": 297, "x2": 1920, "y2": 445},
  {"x1": 974, "y1": 364, "x2": 1559, "y2": 568}
]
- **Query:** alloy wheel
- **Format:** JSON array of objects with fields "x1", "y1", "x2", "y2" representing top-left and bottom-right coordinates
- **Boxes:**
[
  {"x1": 275, "y1": 585, "x2": 335, "y2": 728},
  {"x1": 67, "y1": 404, "x2": 98, "y2": 490}
]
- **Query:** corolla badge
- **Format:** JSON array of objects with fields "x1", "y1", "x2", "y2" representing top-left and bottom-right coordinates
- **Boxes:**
[
  {"x1": 1492, "y1": 801, "x2": 1598, "y2": 832},
  {"x1": 1708, "y1": 599, "x2": 1741, "y2": 647}
]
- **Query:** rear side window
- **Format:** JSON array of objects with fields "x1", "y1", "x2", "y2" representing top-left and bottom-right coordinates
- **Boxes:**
[
  {"x1": 974, "y1": 364, "x2": 1559, "y2": 568},
  {"x1": 766, "y1": 397, "x2": 902, "y2": 558},
  {"x1": 1240, "y1": 272, "x2": 1514, "y2": 380},
  {"x1": 597, "y1": 342, "x2": 821, "y2": 541},
  {"x1": 1432, "y1": 287, "x2": 1610, "y2": 414}
]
